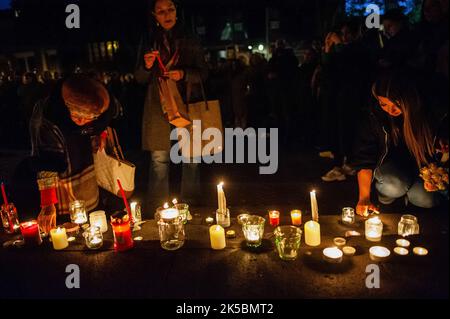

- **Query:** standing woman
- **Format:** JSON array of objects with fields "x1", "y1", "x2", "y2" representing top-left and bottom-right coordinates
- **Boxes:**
[{"x1": 135, "y1": 0, "x2": 208, "y2": 209}]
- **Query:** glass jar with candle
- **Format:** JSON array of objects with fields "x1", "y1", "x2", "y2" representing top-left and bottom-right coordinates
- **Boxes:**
[
  {"x1": 174, "y1": 203, "x2": 189, "y2": 225},
  {"x1": 269, "y1": 210, "x2": 280, "y2": 227},
  {"x1": 70, "y1": 200, "x2": 88, "y2": 226},
  {"x1": 274, "y1": 226, "x2": 302, "y2": 260},
  {"x1": 111, "y1": 211, "x2": 134, "y2": 252},
  {"x1": 398, "y1": 214, "x2": 420, "y2": 237},
  {"x1": 1, "y1": 203, "x2": 20, "y2": 234},
  {"x1": 157, "y1": 208, "x2": 185, "y2": 251},
  {"x1": 341, "y1": 207, "x2": 355, "y2": 225},
  {"x1": 216, "y1": 208, "x2": 231, "y2": 228},
  {"x1": 242, "y1": 215, "x2": 265, "y2": 248},
  {"x1": 365, "y1": 217, "x2": 383, "y2": 242},
  {"x1": 83, "y1": 226, "x2": 103, "y2": 250},
  {"x1": 129, "y1": 202, "x2": 142, "y2": 224},
  {"x1": 89, "y1": 211, "x2": 108, "y2": 233}
]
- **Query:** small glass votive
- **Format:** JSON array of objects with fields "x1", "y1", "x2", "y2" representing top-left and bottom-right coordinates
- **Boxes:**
[
  {"x1": 89, "y1": 211, "x2": 108, "y2": 233},
  {"x1": 83, "y1": 226, "x2": 103, "y2": 250},
  {"x1": 174, "y1": 203, "x2": 189, "y2": 224},
  {"x1": 268, "y1": 210, "x2": 280, "y2": 227},
  {"x1": 20, "y1": 220, "x2": 43, "y2": 246},
  {"x1": 341, "y1": 207, "x2": 355, "y2": 225},
  {"x1": 242, "y1": 215, "x2": 265, "y2": 248},
  {"x1": 130, "y1": 202, "x2": 142, "y2": 224},
  {"x1": 237, "y1": 213, "x2": 250, "y2": 225},
  {"x1": 274, "y1": 226, "x2": 302, "y2": 261},
  {"x1": 398, "y1": 214, "x2": 420, "y2": 237},
  {"x1": 290, "y1": 210, "x2": 302, "y2": 226},
  {"x1": 1, "y1": 203, "x2": 20, "y2": 234},
  {"x1": 365, "y1": 216, "x2": 383, "y2": 242},
  {"x1": 216, "y1": 208, "x2": 230, "y2": 228},
  {"x1": 157, "y1": 208, "x2": 185, "y2": 251},
  {"x1": 70, "y1": 200, "x2": 88, "y2": 226},
  {"x1": 111, "y1": 211, "x2": 134, "y2": 252}
]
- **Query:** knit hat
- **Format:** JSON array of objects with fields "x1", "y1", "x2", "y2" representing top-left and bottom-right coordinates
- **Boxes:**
[{"x1": 62, "y1": 75, "x2": 110, "y2": 118}]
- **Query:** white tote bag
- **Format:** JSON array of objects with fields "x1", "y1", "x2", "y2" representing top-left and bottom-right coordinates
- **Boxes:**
[{"x1": 93, "y1": 128, "x2": 135, "y2": 198}]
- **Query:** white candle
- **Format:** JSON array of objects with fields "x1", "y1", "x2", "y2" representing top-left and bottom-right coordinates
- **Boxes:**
[
  {"x1": 210, "y1": 225, "x2": 226, "y2": 250},
  {"x1": 323, "y1": 247, "x2": 343, "y2": 263},
  {"x1": 50, "y1": 227, "x2": 69, "y2": 250},
  {"x1": 310, "y1": 190, "x2": 319, "y2": 222},
  {"x1": 304, "y1": 220, "x2": 321, "y2": 246},
  {"x1": 217, "y1": 182, "x2": 227, "y2": 213},
  {"x1": 369, "y1": 246, "x2": 391, "y2": 261}
]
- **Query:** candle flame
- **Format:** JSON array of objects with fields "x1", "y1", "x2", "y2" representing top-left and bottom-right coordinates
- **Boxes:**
[{"x1": 218, "y1": 182, "x2": 224, "y2": 187}]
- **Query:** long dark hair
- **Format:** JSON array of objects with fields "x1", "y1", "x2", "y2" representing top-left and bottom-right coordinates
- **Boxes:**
[{"x1": 372, "y1": 70, "x2": 435, "y2": 168}]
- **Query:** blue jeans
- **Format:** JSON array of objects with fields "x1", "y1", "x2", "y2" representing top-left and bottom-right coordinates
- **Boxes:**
[
  {"x1": 374, "y1": 162, "x2": 440, "y2": 208},
  {"x1": 147, "y1": 151, "x2": 200, "y2": 207}
]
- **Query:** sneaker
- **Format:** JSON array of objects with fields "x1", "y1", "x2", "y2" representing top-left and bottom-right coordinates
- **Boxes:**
[
  {"x1": 321, "y1": 167, "x2": 346, "y2": 182},
  {"x1": 341, "y1": 164, "x2": 356, "y2": 176},
  {"x1": 319, "y1": 151, "x2": 335, "y2": 159}
]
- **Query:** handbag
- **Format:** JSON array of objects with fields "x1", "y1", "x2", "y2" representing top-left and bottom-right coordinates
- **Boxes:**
[{"x1": 93, "y1": 127, "x2": 135, "y2": 198}]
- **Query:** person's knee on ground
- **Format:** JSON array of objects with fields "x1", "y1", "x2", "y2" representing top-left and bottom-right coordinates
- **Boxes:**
[
  {"x1": 407, "y1": 181, "x2": 440, "y2": 208},
  {"x1": 375, "y1": 163, "x2": 412, "y2": 202}
]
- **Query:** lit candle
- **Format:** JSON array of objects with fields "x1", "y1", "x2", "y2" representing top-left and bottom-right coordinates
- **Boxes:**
[
  {"x1": 365, "y1": 216, "x2": 383, "y2": 242},
  {"x1": 394, "y1": 247, "x2": 409, "y2": 256},
  {"x1": 413, "y1": 247, "x2": 428, "y2": 256},
  {"x1": 161, "y1": 208, "x2": 179, "y2": 220},
  {"x1": 205, "y1": 217, "x2": 214, "y2": 225},
  {"x1": 304, "y1": 220, "x2": 320, "y2": 246},
  {"x1": 226, "y1": 230, "x2": 236, "y2": 238},
  {"x1": 396, "y1": 239, "x2": 410, "y2": 248},
  {"x1": 342, "y1": 246, "x2": 356, "y2": 256},
  {"x1": 323, "y1": 247, "x2": 343, "y2": 263},
  {"x1": 269, "y1": 210, "x2": 280, "y2": 227},
  {"x1": 217, "y1": 182, "x2": 227, "y2": 214},
  {"x1": 89, "y1": 211, "x2": 108, "y2": 233},
  {"x1": 333, "y1": 237, "x2": 346, "y2": 248},
  {"x1": 369, "y1": 246, "x2": 391, "y2": 261},
  {"x1": 20, "y1": 220, "x2": 42, "y2": 246},
  {"x1": 310, "y1": 190, "x2": 319, "y2": 222},
  {"x1": 209, "y1": 225, "x2": 226, "y2": 250},
  {"x1": 130, "y1": 202, "x2": 138, "y2": 222},
  {"x1": 50, "y1": 227, "x2": 69, "y2": 250},
  {"x1": 290, "y1": 210, "x2": 302, "y2": 226}
]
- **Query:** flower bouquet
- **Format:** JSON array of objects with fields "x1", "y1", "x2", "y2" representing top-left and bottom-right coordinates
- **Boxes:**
[{"x1": 420, "y1": 163, "x2": 449, "y2": 192}]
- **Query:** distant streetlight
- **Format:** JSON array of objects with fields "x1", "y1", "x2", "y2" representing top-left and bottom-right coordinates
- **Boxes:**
[
  {"x1": 258, "y1": 44, "x2": 264, "y2": 51},
  {"x1": 248, "y1": 45, "x2": 253, "y2": 50}
]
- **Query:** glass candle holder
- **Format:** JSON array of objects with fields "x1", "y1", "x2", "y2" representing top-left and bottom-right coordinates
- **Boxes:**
[
  {"x1": 290, "y1": 210, "x2": 302, "y2": 226},
  {"x1": 111, "y1": 211, "x2": 134, "y2": 252},
  {"x1": 365, "y1": 217, "x2": 383, "y2": 242},
  {"x1": 130, "y1": 202, "x2": 142, "y2": 224},
  {"x1": 268, "y1": 210, "x2": 280, "y2": 227},
  {"x1": 216, "y1": 208, "x2": 230, "y2": 228},
  {"x1": 1, "y1": 203, "x2": 20, "y2": 234},
  {"x1": 341, "y1": 207, "x2": 355, "y2": 225},
  {"x1": 157, "y1": 208, "x2": 185, "y2": 251},
  {"x1": 174, "y1": 203, "x2": 189, "y2": 225},
  {"x1": 398, "y1": 214, "x2": 420, "y2": 237},
  {"x1": 83, "y1": 226, "x2": 103, "y2": 250},
  {"x1": 242, "y1": 215, "x2": 265, "y2": 248},
  {"x1": 70, "y1": 200, "x2": 88, "y2": 226},
  {"x1": 274, "y1": 226, "x2": 302, "y2": 260},
  {"x1": 89, "y1": 211, "x2": 108, "y2": 233},
  {"x1": 20, "y1": 220, "x2": 42, "y2": 246}
]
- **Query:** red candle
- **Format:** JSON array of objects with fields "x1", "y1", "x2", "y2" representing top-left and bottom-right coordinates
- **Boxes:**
[
  {"x1": 20, "y1": 220, "x2": 42, "y2": 246},
  {"x1": 111, "y1": 211, "x2": 134, "y2": 252},
  {"x1": 269, "y1": 210, "x2": 280, "y2": 227}
]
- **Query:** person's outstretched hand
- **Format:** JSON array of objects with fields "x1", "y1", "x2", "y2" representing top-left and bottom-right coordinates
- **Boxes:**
[
  {"x1": 37, "y1": 204, "x2": 56, "y2": 234},
  {"x1": 356, "y1": 199, "x2": 379, "y2": 217},
  {"x1": 163, "y1": 70, "x2": 185, "y2": 81}
]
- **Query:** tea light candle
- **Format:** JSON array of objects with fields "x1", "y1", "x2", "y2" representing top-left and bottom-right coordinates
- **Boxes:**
[
  {"x1": 396, "y1": 239, "x2": 410, "y2": 248},
  {"x1": 333, "y1": 237, "x2": 346, "y2": 248},
  {"x1": 342, "y1": 246, "x2": 356, "y2": 256},
  {"x1": 50, "y1": 227, "x2": 69, "y2": 250},
  {"x1": 413, "y1": 247, "x2": 428, "y2": 256},
  {"x1": 205, "y1": 217, "x2": 214, "y2": 225},
  {"x1": 226, "y1": 230, "x2": 236, "y2": 238},
  {"x1": 323, "y1": 247, "x2": 343, "y2": 263},
  {"x1": 210, "y1": 225, "x2": 226, "y2": 250},
  {"x1": 304, "y1": 220, "x2": 321, "y2": 246},
  {"x1": 20, "y1": 220, "x2": 42, "y2": 246},
  {"x1": 369, "y1": 246, "x2": 391, "y2": 262},
  {"x1": 290, "y1": 210, "x2": 302, "y2": 226},
  {"x1": 269, "y1": 210, "x2": 280, "y2": 227},
  {"x1": 394, "y1": 247, "x2": 409, "y2": 256},
  {"x1": 365, "y1": 217, "x2": 383, "y2": 242}
]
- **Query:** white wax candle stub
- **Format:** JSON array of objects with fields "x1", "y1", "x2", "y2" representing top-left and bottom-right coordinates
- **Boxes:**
[
  {"x1": 342, "y1": 246, "x2": 356, "y2": 256},
  {"x1": 396, "y1": 239, "x2": 411, "y2": 248},
  {"x1": 394, "y1": 247, "x2": 409, "y2": 256},
  {"x1": 413, "y1": 247, "x2": 428, "y2": 256},
  {"x1": 323, "y1": 247, "x2": 343, "y2": 263}
]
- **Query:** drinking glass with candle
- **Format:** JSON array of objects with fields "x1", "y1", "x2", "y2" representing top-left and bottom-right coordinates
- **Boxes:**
[
  {"x1": 20, "y1": 220, "x2": 43, "y2": 246},
  {"x1": 274, "y1": 226, "x2": 302, "y2": 260},
  {"x1": 83, "y1": 226, "x2": 103, "y2": 250},
  {"x1": 89, "y1": 211, "x2": 108, "y2": 233},
  {"x1": 341, "y1": 207, "x2": 355, "y2": 225},
  {"x1": 1, "y1": 203, "x2": 20, "y2": 234},
  {"x1": 269, "y1": 210, "x2": 280, "y2": 227},
  {"x1": 290, "y1": 210, "x2": 302, "y2": 226},
  {"x1": 365, "y1": 216, "x2": 383, "y2": 242},
  {"x1": 242, "y1": 215, "x2": 265, "y2": 248},
  {"x1": 398, "y1": 214, "x2": 420, "y2": 237},
  {"x1": 69, "y1": 200, "x2": 88, "y2": 226},
  {"x1": 157, "y1": 207, "x2": 185, "y2": 251},
  {"x1": 111, "y1": 211, "x2": 134, "y2": 252}
]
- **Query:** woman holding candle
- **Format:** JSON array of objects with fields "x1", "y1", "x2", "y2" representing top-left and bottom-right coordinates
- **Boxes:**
[
  {"x1": 350, "y1": 69, "x2": 448, "y2": 216},
  {"x1": 135, "y1": 0, "x2": 208, "y2": 210}
]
